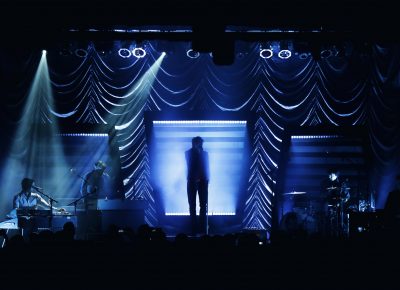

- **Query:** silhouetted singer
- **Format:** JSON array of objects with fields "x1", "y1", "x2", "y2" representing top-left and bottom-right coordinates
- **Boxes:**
[{"x1": 185, "y1": 136, "x2": 210, "y2": 235}]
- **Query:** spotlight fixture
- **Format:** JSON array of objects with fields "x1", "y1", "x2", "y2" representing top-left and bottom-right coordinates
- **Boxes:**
[
  {"x1": 186, "y1": 49, "x2": 200, "y2": 59},
  {"x1": 132, "y1": 47, "x2": 146, "y2": 58},
  {"x1": 259, "y1": 48, "x2": 273, "y2": 59},
  {"x1": 298, "y1": 52, "x2": 309, "y2": 59},
  {"x1": 278, "y1": 41, "x2": 292, "y2": 59},
  {"x1": 42, "y1": 50, "x2": 47, "y2": 55},
  {"x1": 293, "y1": 41, "x2": 310, "y2": 60},
  {"x1": 118, "y1": 48, "x2": 132, "y2": 58},
  {"x1": 75, "y1": 48, "x2": 88, "y2": 58},
  {"x1": 278, "y1": 49, "x2": 291, "y2": 59}
]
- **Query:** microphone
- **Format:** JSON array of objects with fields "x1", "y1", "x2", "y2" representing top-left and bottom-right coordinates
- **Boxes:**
[{"x1": 32, "y1": 185, "x2": 43, "y2": 191}]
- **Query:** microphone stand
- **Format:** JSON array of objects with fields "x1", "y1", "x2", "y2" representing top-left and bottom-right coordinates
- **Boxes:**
[
  {"x1": 68, "y1": 171, "x2": 91, "y2": 214},
  {"x1": 34, "y1": 187, "x2": 58, "y2": 229}
]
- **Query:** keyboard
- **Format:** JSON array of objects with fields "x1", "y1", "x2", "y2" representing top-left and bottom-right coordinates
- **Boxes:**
[
  {"x1": 16, "y1": 209, "x2": 52, "y2": 217},
  {"x1": 0, "y1": 218, "x2": 19, "y2": 230},
  {"x1": 16, "y1": 209, "x2": 73, "y2": 217}
]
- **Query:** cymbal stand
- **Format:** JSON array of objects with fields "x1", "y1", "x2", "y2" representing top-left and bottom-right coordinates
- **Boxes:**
[{"x1": 338, "y1": 195, "x2": 349, "y2": 238}]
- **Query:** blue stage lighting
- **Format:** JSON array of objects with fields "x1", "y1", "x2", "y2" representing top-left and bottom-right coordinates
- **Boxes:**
[
  {"x1": 165, "y1": 212, "x2": 236, "y2": 216},
  {"x1": 153, "y1": 120, "x2": 246, "y2": 125},
  {"x1": 57, "y1": 133, "x2": 108, "y2": 137},
  {"x1": 151, "y1": 120, "x2": 248, "y2": 215},
  {"x1": 278, "y1": 49, "x2": 291, "y2": 59},
  {"x1": 47, "y1": 134, "x2": 112, "y2": 200},
  {"x1": 259, "y1": 48, "x2": 273, "y2": 59},
  {"x1": 298, "y1": 52, "x2": 310, "y2": 59},
  {"x1": 118, "y1": 48, "x2": 132, "y2": 58},
  {"x1": 186, "y1": 49, "x2": 200, "y2": 59},
  {"x1": 75, "y1": 48, "x2": 88, "y2": 58},
  {"x1": 291, "y1": 135, "x2": 340, "y2": 139},
  {"x1": 132, "y1": 47, "x2": 146, "y2": 58}
]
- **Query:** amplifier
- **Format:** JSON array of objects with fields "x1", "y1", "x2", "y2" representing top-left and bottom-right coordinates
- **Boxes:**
[{"x1": 97, "y1": 199, "x2": 147, "y2": 232}]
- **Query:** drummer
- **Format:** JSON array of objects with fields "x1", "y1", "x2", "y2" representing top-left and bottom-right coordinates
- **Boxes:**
[{"x1": 323, "y1": 168, "x2": 342, "y2": 207}]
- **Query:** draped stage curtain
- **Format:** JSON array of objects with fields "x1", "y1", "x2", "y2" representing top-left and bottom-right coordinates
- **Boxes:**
[{"x1": 1, "y1": 41, "x2": 399, "y2": 229}]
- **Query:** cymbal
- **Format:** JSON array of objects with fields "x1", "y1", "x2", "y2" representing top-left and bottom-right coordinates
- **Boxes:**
[
  {"x1": 326, "y1": 186, "x2": 339, "y2": 190},
  {"x1": 283, "y1": 191, "x2": 306, "y2": 195}
]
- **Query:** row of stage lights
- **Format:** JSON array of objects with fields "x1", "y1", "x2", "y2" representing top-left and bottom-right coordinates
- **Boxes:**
[
  {"x1": 259, "y1": 48, "x2": 341, "y2": 60},
  {"x1": 61, "y1": 46, "x2": 342, "y2": 60},
  {"x1": 259, "y1": 48, "x2": 291, "y2": 59},
  {"x1": 64, "y1": 47, "x2": 147, "y2": 58},
  {"x1": 117, "y1": 47, "x2": 146, "y2": 58},
  {"x1": 119, "y1": 48, "x2": 339, "y2": 60}
]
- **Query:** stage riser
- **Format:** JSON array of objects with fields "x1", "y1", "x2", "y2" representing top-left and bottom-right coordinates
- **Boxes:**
[{"x1": 160, "y1": 215, "x2": 242, "y2": 235}]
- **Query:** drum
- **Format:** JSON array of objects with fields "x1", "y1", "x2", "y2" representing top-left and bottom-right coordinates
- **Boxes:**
[
  {"x1": 280, "y1": 212, "x2": 299, "y2": 232},
  {"x1": 297, "y1": 212, "x2": 318, "y2": 234},
  {"x1": 280, "y1": 211, "x2": 318, "y2": 235}
]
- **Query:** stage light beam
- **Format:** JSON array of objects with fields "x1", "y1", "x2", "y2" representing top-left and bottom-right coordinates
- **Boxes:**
[
  {"x1": 112, "y1": 53, "x2": 166, "y2": 199},
  {"x1": 0, "y1": 51, "x2": 68, "y2": 217}
]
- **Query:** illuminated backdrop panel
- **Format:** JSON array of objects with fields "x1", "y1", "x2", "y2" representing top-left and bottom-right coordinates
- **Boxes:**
[{"x1": 151, "y1": 120, "x2": 249, "y2": 215}]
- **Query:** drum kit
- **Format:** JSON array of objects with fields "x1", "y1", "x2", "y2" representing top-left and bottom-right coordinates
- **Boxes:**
[
  {"x1": 325, "y1": 185, "x2": 373, "y2": 237},
  {"x1": 280, "y1": 185, "x2": 373, "y2": 237},
  {"x1": 325, "y1": 185, "x2": 351, "y2": 237}
]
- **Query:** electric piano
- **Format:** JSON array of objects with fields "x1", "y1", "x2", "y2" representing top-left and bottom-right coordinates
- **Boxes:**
[
  {"x1": 16, "y1": 208, "x2": 52, "y2": 217},
  {"x1": 2, "y1": 208, "x2": 77, "y2": 232},
  {"x1": 0, "y1": 218, "x2": 19, "y2": 230}
]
